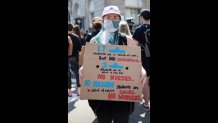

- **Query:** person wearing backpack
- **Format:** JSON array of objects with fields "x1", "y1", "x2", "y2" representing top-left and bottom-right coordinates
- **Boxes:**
[
  {"x1": 78, "y1": 6, "x2": 147, "y2": 123},
  {"x1": 132, "y1": 9, "x2": 150, "y2": 111}
]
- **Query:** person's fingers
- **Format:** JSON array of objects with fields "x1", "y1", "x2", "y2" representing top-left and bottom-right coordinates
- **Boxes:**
[
  {"x1": 79, "y1": 66, "x2": 83, "y2": 85},
  {"x1": 79, "y1": 69, "x2": 83, "y2": 80},
  {"x1": 140, "y1": 74, "x2": 145, "y2": 83}
]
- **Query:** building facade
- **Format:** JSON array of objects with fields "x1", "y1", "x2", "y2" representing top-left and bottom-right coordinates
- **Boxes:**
[{"x1": 68, "y1": 0, "x2": 150, "y2": 32}]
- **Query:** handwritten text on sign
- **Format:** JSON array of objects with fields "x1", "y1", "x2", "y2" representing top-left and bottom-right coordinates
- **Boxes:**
[{"x1": 80, "y1": 43, "x2": 142, "y2": 102}]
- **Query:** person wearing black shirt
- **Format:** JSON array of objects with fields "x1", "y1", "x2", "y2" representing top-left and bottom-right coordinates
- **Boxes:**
[
  {"x1": 132, "y1": 9, "x2": 150, "y2": 111},
  {"x1": 85, "y1": 17, "x2": 102, "y2": 44},
  {"x1": 68, "y1": 23, "x2": 82, "y2": 96}
]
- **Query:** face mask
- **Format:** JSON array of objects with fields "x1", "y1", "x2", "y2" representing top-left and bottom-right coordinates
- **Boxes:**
[{"x1": 103, "y1": 19, "x2": 120, "y2": 32}]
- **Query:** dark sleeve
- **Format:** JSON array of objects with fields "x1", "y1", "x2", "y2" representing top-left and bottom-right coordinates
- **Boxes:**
[
  {"x1": 80, "y1": 38, "x2": 86, "y2": 46},
  {"x1": 85, "y1": 34, "x2": 92, "y2": 42},
  {"x1": 78, "y1": 38, "x2": 82, "y2": 51},
  {"x1": 132, "y1": 28, "x2": 142, "y2": 44}
]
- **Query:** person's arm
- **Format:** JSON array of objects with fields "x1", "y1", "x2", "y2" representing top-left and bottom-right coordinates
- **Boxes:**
[
  {"x1": 79, "y1": 36, "x2": 96, "y2": 85},
  {"x1": 85, "y1": 33, "x2": 91, "y2": 43},
  {"x1": 89, "y1": 36, "x2": 96, "y2": 43},
  {"x1": 79, "y1": 65, "x2": 83, "y2": 84},
  {"x1": 127, "y1": 33, "x2": 147, "y2": 83},
  {"x1": 68, "y1": 36, "x2": 73, "y2": 56},
  {"x1": 126, "y1": 35, "x2": 137, "y2": 46},
  {"x1": 140, "y1": 66, "x2": 147, "y2": 84},
  {"x1": 132, "y1": 28, "x2": 141, "y2": 46},
  {"x1": 133, "y1": 39, "x2": 139, "y2": 46}
]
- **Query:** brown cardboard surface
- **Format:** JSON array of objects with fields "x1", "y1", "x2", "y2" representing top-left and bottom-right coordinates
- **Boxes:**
[{"x1": 81, "y1": 43, "x2": 142, "y2": 102}]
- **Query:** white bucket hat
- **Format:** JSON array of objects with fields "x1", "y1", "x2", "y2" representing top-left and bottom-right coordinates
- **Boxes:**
[{"x1": 102, "y1": 6, "x2": 121, "y2": 17}]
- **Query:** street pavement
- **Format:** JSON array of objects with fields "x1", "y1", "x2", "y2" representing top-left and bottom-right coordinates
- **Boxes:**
[{"x1": 68, "y1": 75, "x2": 150, "y2": 123}]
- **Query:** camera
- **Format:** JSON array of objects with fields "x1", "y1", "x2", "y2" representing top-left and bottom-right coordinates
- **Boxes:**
[{"x1": 125, "y1": 17, "x2": 134, "y2": 26}]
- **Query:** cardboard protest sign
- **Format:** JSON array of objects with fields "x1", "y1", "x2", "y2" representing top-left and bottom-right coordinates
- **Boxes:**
[{"x1": 80, "y1": 43, "x2": 142, "y2": 102}]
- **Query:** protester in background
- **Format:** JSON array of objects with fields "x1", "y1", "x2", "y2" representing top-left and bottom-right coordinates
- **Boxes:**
[
  {"x1": 132, "y1": 9, "x2": 150, "y2": 111},
  {"x1": 119, "y1": 20, "x2": 132, "y2": 37},
  {"x1": 73, "y1": 25, "x2": 85, "y2": 46},
  {"x1": 125, "y1": 17, "x2": 135, "y2": 35},
  {"x1": 68, "y1": 23, "x2": 82, "y2": 96},
  {"x1": 85, "y1": 17, "x2": 103, "y2": 44},
  {"x1": 83, "y1": 30, "x2": 89, "y2": 41}
]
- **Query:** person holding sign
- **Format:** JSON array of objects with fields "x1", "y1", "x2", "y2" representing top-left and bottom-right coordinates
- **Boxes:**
[{"x1": 79, "y1": 6, "x2": 147, "y2": 123}]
